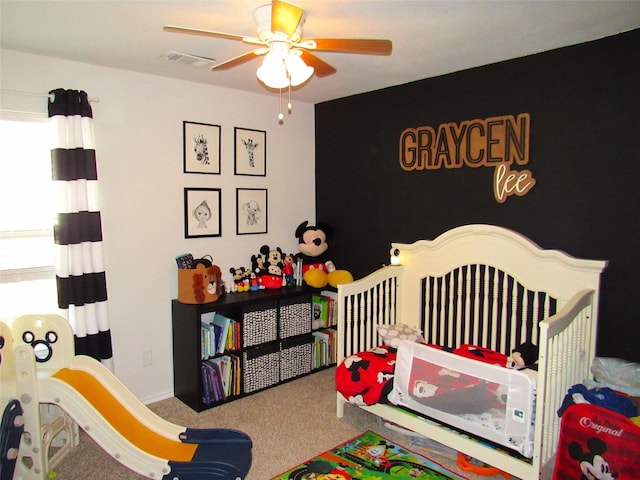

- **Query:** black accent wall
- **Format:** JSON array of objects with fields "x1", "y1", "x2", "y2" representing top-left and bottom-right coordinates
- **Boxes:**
[{"x1": 315, "y1": 29, "x2": 640, "y2": 362}]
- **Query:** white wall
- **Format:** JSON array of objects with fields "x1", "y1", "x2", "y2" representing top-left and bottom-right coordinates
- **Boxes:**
[{"x1": 1, "y1": 49, "x2": 316, "y2": 403}]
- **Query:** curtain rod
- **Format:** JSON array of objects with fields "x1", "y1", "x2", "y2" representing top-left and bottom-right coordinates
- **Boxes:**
[{"x1": 0, "y1": 89, "x2": 100, "y2": 103}]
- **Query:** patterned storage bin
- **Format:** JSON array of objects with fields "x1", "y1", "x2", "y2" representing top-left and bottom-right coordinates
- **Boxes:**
[
  {"x1": 279, "y1": 297, "x2": 311, "y2": 339},
  {"x1": 280, "y1": 335, "x2": 313, "y2": 381},
  {"x1": 242, "y1": 301, "x2": 278, "y2": 347},
  {"x1": 242, "y1": 342, "x2": 280, "y2": 394}
]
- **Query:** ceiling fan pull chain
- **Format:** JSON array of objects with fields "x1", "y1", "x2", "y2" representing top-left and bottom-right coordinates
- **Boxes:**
[
  {"x1": 278, "y1": 88, "x2": 284, "y2": 122},
  {"x1": 288, "y1": 84, "x2": 293, "y2": 114}
]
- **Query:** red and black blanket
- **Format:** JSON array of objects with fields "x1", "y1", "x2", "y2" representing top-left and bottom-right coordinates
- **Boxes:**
[
  {"x1": 553, "y1": 403, "x2": 640, "y2": 479},
  {"x1": 335, "y1": 343, "x2": 509, "y2": 406}
]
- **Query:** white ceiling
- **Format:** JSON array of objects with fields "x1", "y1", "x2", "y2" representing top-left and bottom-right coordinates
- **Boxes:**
[{"x1": 1, "y1": 1, "x2": 639, "y2": 105}]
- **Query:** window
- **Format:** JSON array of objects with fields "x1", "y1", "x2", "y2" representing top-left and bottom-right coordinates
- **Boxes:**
[{"x1": 0, "y1": 113, "x2": 59, "y2": 318}]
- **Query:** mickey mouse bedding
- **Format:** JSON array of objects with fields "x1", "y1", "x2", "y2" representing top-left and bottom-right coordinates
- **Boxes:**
[{"x1": 336, "y1": 340, "x2": 538, "y2": 458}]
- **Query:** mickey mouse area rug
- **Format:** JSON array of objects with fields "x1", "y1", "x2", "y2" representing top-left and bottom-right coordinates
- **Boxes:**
[{"x1": 269, "y1": 430, "x2": 470, "y2": 480}]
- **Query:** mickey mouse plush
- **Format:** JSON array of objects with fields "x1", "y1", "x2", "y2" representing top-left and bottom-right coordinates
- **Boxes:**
[
  {"x1": 507, "y1": 342, "x2": 539, "y2": 370},
  {"x1": 229, "y1": 267, "x2": 249, "y2": 292},
  {"x1": 294, "y1": 220, "x2": 353, "y2": 288},
  {"x1": 257, "y1": 244, "x2": 284, "y2": 289}
]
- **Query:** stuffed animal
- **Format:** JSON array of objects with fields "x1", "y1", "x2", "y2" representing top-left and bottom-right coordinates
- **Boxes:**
[
  {"x1": 294, "y1": 220, "x2": 353, "y2": 288},
  {"x1": 282, "y1": 253, "x2": 296, "y2": 286},
  {"x1": 260, "y1": 245, "x2": 284, "y2": 268},
  {"x1": 250, "y1": 254, "x2": 265, "y2": 276},
  {"x1": 507, "y1": 341, "x2": 539, "y2": 370},
  {"x1": 257, "y1": 245, "x2": 284, "y2": 289},
  {"x1": 229, "y1": 267, "x2": 250, "y2": 292}
]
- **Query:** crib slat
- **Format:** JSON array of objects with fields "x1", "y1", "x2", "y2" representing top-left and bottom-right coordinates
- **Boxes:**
[
  {"x1": 481, "y1": 266, "x2": 489, "y2": 348},
  {"x1": 455, "y1": 268, "x2": 462, "y2": 347},
  {"x1": 473, "y1": 264, "x2": 480, "y2": 345},
  {"x1": 491, "y1": 268, "x2": 501, "y2": 352},
  {"x1": 509, "y1": 278, "x2": 518, "y2": 353},
  {"x1": 531, "y1": 291, "x2": 539, "y2": 344},
  {"x1": 446, "y1": 272, "x2": 454, "y2": 347},
  {"x1": 499, "y1": 273, "x2": 509, "y2": 354}
]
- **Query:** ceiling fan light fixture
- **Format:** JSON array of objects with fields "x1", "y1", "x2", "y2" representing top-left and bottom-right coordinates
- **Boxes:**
[
  {"x1": 285, "y1": 51, "x2": 314, "y2": 86},
  {"x1": 257, "y1": 51, "x2": 290, "y2": 89}
]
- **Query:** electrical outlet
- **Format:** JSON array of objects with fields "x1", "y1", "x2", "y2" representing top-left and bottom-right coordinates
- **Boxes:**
[{"x1": 142, "y1": 348, "x2": 152, "y2": 367}]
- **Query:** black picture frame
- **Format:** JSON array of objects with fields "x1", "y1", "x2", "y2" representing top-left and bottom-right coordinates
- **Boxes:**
[
  {"x1": 184, "y1": 188, "x2": 222, "y2": 238},
  {"x1": 236, "y1": 188, "x2": 267, "y2": 235},
  {"x1": 183, "y1": 121, "x2": 221, "y2": 174},
  {"x1": 234, "y1": 127, "x2": 266, "y2": 176}
]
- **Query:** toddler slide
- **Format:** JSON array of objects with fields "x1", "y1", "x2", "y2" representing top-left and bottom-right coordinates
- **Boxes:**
[{"x1": 7, "y1": 314, "x2": 251, "y2": 480}]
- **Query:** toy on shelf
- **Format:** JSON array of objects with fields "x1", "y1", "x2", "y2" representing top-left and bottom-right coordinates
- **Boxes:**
[
  {"x1": 176, "y1": 255, "x2": 223, "y2": 304},
  {"x1": 294, "y1": 221, "x2": 353, "y2": 289},
  {"x1": 256, "y1": 245, "x2": 285, "y2": 289},
  {"x1": 1, "y1": 315, "x2": 252, "y2": 480},
  {"x1": 230, "y1": 267, "x2": 251, "y2": 292},
  {"x1": 250, "y1": 254, "x2": 265, "y2": 276},
  {"x1": 282, "y1": 253, "x2": 296, "y2": 286}
]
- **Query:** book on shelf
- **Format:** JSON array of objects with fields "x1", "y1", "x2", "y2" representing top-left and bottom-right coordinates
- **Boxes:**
[
  {"x1": 176, "y1": 253, "x2": 194, "y2": 269},
  {"x1": 200, "y1": 319, "x2": 216, "y2": 359},
  {"x1": 203, "y1": 362, "x2": 214, "y2": 404},
  {"x1": 312, "y1": 328, "x2": 337, "y2": 368},
  {"x1": 201, "y1": 312, "x2": 236, "y2": 358},
  {"x1": 201, "y1": 360, "x2": 226, "y2": 404},
  {"x1": 312, "y1": 291, "x2": 337, "y2": 329},
  {"x1": 203, "y1": 354, "x2": 241, "y2": 400},
  {"x1": 311, "y1": 294, "x2": 329, "y2": 329},
  {"x1": 211, "y1": 313, "x2": 232, "y2": 354},
  {"x1": 320, "y1": 290, "x2": 337, "y2": 327}
]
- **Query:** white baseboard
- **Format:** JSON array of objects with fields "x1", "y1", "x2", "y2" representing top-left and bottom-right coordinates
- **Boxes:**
[{"x1": 140, "y1": 389, "x2": 174, "y2": 406}]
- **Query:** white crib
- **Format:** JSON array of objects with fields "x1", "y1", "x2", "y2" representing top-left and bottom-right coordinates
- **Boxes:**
[{"x1": 336, "y1": 224, "x2": 607, "y2": 479}]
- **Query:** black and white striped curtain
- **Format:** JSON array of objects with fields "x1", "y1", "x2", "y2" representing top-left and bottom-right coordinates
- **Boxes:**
[{"x1": 48, "y1": 88, "x2": 113, "y2": 370}]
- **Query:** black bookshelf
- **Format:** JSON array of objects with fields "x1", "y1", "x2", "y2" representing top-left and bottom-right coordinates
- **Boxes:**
[{"x1": 172, "y1": 286, "x2": 332, "y2": 412}]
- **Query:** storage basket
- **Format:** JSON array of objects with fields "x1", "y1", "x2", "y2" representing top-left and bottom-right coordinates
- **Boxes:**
[
  {"x1": 242, "y1": 302, "x2": 278, "y2": 347},
  {"x1": 280, "y1": 335, "x2": 312, "y2": 381},
  {"x1": 177, "y1": 264, "x2": 222, "y2": 304},
  {"x1": 242, "y1": 343, "x2": 280, "y2": 394},
  {"x1": 279, "y1": 297, "x2": 311, "y2": 338}
]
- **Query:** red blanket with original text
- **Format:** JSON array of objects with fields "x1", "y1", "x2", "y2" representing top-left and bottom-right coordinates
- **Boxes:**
[{"x1": 553, "y1": 403, "x2": 640, "y2": 479}]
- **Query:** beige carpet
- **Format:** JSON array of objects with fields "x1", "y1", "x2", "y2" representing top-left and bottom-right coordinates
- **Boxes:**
[{"x1": 52, "y1": 367, "x2": 508, "y2": 479}]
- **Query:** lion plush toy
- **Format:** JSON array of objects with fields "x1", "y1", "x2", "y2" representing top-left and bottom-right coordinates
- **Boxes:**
[{"x1": 294, "y1": 220, "x2": 353, "y2": 288}]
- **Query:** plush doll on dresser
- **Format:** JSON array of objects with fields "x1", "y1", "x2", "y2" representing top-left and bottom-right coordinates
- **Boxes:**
[{"x1": 294, "y1": 220, "x2": 353, "y2": 289}]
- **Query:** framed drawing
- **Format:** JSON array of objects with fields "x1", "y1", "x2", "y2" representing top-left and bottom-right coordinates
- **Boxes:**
[
  {"x1": 234, "y1": 127, "x2": 266, "y2": 176},
  {"x1": 183, "y1": 121, "x2": 221, "y2": 174},
  {"x1": 236, "y1": 188, "x2": 267, "y2": 235},
  {"x1": 184, "y1": 188, "x2": 221, "y2": 238}
]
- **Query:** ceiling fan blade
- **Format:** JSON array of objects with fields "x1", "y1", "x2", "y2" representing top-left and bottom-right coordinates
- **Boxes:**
[
  {"x1": 163, "y1": 25, "x2": 263, "y2": 45},
  {"x1": 211, "y1": 49, "x2": 266, "y2": 71},
  {"x1": 305, "y1": 38, "x2": 392, "y2": 55},
  {"x1": 271, "y1": 0, "x2": 305, "y2": 38},
  {"x1": 299, "y1": 50, "x2": 337, "y2": 77}
]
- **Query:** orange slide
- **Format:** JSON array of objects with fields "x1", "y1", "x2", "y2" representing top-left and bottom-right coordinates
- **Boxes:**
[
  {"x1": 5, "y1": 314, "x2": 252, "y2": 480},
  {"x1": 40, "y1": 363, "x2": 253, "y2": 480}
]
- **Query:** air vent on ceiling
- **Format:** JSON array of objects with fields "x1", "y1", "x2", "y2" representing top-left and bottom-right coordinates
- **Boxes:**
[{"x1": 159, "y1": 51, "x2": 216, "y2": 68}]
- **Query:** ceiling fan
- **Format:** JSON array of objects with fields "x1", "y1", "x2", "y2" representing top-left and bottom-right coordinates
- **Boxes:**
[{"x1": 163, "y1": 0, "x2": 392, "y2": 89}]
